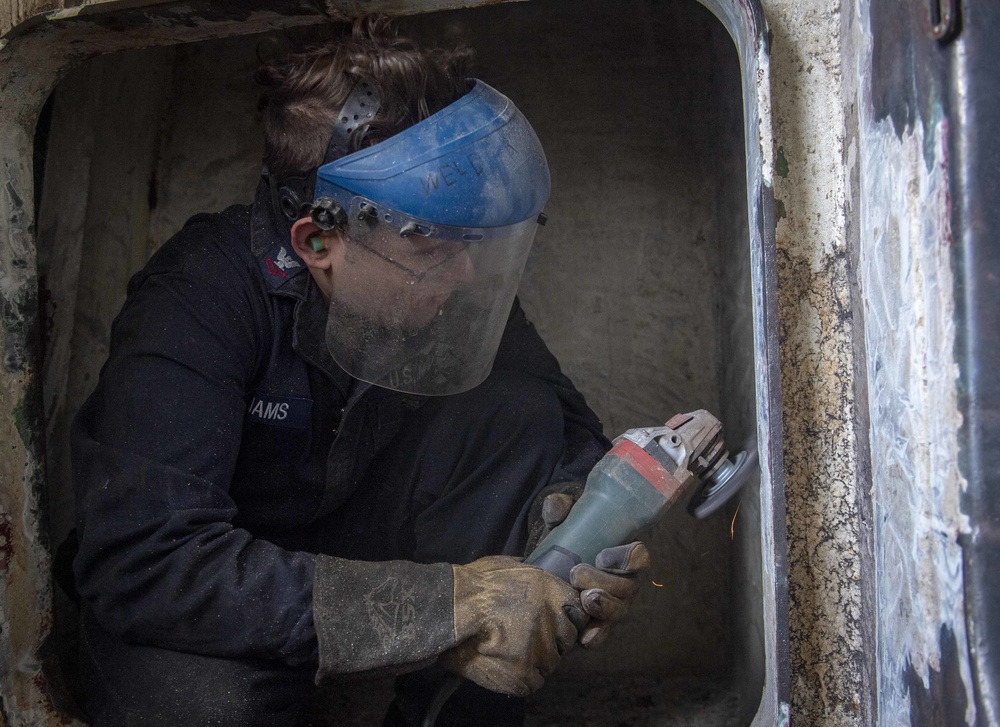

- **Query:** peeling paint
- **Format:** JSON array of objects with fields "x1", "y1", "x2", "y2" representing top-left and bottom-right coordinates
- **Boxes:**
[
  {"x1": 12, "y1": 395, "x2": 31, "y2": 450},
  {"x1": 766, "y1": 0, "x2": 867, "y2": 724},
  {"x1": 777, "y1": 701, "x2": 790, "y2": 727},
  {"x1": 774, "y1": 146, "x2": 788, "y2": 178},
  {"x1": 44, "y1": 7, "x2": 85, "y2": 21},
  {"x1": 0, "y1": 512, "x2": 13, "y2": 573},
  {"x1": 756, "y1": 51, "x2": 775, "y2": 186}
]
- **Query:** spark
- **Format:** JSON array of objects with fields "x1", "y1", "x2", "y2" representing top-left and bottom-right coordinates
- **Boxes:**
[
  {"x1": 730, "y1": 502, "x2": 741, "y2": 539},
  {"x1": 651, "y1": 580, "x2": 664, "y2": 587}
]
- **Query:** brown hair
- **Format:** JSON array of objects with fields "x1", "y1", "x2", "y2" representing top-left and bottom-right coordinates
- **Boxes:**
[{"x1": 256, "y1": 16, "x2": 471, "y2": 180}]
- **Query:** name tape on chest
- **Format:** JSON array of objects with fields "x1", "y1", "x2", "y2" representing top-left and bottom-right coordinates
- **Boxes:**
[{"x1": 247, "y1": 394, "x2": 313, "y2": 430}]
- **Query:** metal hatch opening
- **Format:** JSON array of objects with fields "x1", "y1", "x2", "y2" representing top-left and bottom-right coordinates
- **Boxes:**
[{"x1": 25, "y1": 0, "x2": 787, "y2": 725}]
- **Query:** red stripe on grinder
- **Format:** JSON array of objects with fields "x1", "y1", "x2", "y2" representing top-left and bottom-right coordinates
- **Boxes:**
[{"x1": 610, "y1": 439, "x2": 684, "y2": 500}]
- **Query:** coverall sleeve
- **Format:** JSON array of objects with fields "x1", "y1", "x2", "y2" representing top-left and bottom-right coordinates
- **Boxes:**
[
  {"x1": 493, "y1": 298, "x2": 612, "y2": 482},
  {"x1": 72, "y1": 225, "x2": 317, "y2": 665}
]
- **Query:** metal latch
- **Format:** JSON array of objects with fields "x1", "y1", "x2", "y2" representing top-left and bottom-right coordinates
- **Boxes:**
[{"x1": 927, "y1": 0, "x2": 959, "y2": 42}]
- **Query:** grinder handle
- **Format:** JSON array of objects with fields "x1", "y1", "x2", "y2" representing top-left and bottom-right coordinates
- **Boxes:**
[{"x1": 525, "y1": 442, "x2": 681, "y2": 581}]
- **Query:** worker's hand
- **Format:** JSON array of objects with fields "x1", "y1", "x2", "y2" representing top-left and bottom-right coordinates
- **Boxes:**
[
  {"x1": 524, "y1": 480, "x2": 584, "y2": 556},
  {"x1": 523, "y1": 482, "x2": 652, "y2": 648},
  {"x1": 570, "y1": 541, "x2": 652, "y2": 648},
  {"x1": 440, "y1": 556, "x2": 586, "y2": 697}
]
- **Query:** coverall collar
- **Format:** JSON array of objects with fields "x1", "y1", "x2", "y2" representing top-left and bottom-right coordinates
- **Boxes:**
[
  {"x1": 250, "y1": 179, "x2": 309, "y2": 300},
  {"x1": 250, "y1": 178, "x2": 356, "y2": 397}
]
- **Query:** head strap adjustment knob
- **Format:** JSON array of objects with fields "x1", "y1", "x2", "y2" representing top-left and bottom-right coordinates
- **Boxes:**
[{"x1": 310, "y1": 197, "x2": 348, "y2": 230}]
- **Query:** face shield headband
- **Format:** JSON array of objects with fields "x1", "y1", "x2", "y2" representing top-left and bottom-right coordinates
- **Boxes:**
[{"x1": 265, "y1": 80, "x2": 383, "y2": 225}]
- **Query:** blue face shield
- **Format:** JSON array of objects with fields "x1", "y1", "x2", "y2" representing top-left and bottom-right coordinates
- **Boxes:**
[{"x1": 311, "y1": 80, "x2": 550, "y2": 396}]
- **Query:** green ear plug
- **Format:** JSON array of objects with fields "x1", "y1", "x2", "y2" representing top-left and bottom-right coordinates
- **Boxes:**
[{"x1": 311, "y1": 236, "x2": 325, "y2": 252}]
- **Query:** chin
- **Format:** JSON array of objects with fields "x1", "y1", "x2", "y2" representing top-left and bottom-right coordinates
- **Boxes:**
[{"x1": 401, "y1": 306, "x2": 442, "y2": 330}]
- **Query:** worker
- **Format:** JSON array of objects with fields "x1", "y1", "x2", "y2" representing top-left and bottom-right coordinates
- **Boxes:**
[{"x1": 70, "y1": 16, "x2": 650, "y2": 727}]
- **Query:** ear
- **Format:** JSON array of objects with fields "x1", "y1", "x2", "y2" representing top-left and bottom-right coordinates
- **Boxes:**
[{"x1": 290, "y1": 216, "x2": 344, "y2": 271}]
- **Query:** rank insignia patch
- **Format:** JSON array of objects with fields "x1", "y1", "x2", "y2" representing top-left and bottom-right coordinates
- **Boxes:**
[{"x1": 259, "y1": 243, "x2": 305, "y2": 288}]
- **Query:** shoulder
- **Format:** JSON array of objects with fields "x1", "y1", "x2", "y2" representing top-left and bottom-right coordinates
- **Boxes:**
[
  {"x1": 119, "y1": 203, "x2": 274, "y2": 352},
  {"x1": 108, "y1": 204, "x2": 271, "y2": 379},
  {"x1": 132, "y1": 203, "x2": 258, "y2": 295}
]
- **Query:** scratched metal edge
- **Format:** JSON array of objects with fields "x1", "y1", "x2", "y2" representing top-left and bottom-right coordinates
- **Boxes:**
[
  {"x1": 0, "y1": 1, "x2": 555, "y2": 724},
  {"x1": 948, "y1": 2, "x2": 1000, "y2": 724},
  {"x1": 697, "y1": 1, "x2": 789, "y2": 725}
]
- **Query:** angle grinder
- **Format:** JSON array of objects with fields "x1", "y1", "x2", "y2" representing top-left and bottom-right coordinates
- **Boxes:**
[
  {"x1": 420, "y1": 409, "x2": 756, "y2": 727},
  {"x1": 527, "y1": 408, "x2": 755, "y2": 577}
]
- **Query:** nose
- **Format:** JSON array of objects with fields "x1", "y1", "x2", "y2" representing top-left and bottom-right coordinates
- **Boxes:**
[
  {"x1": 425, "y1": 248, "x2": 475, "y2": 289},
  {"x1": 450, "y1": 249, "x2": 476, "y2": 287}
]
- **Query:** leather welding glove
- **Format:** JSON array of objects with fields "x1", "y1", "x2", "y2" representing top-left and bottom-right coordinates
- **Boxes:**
[
  {"x1": 526, "y1": 483, "x2": 653, "y2": 649},
  {"x1": 439, "y1": 556, "x2": 585, "y2": 697},
  {"x1": 570, "y1": 541, "x2": 652, "y2": 648},
  {"x1": 313, "y1": 555, "x2": 459, "y2": 683},
  {"x1": 523, "y1": 480, "x2": 585, "y2": 556}
]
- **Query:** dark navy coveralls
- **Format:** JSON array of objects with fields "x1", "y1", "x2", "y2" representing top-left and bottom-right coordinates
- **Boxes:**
[{"x1": 71, "y1": 186, "x2": 609, "y2": 725}]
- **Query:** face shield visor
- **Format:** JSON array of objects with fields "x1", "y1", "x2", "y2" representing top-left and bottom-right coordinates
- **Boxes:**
[{"x1": 312, "y1": 81, "x2": 550, "y2": 396}]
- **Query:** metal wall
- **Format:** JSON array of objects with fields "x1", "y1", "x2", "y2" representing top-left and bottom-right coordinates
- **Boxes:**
[
  {"x1": 40, "y1": 0, "x2": 741, "y2": 680},
  {"x1": 846, "y1": 0, "x2": 997, "y2": 723}
]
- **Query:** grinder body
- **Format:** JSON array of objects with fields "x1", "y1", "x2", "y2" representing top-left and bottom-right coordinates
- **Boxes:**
[
  {"x1": 526, "y1": 440, "x2": 683, "y2": 580},
  {"x1": 526, "y1": 409, "x2": 740, "y2": 580}
]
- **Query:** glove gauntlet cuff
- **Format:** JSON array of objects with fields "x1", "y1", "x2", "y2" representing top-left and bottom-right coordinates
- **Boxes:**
[{"x1": 313, "y1": 555, "x2": 455, "y2": 683}]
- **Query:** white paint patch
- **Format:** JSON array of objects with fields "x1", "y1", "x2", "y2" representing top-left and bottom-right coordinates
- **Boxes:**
[
  {"x1": 45, "y1": 6, "x2": 86, "y2": 21},
  {"x1": 766, "y1": 0, "x2": 849, "y2": 274},
  {"x1": 856, "y1": 5, "x2": 975, "y2": 721},
  {"x1": 845, "y1": 136, "x2": 857, "y2": 206},
  {"x1": 756, "y1": 51, "x2": 775, "y2": 186}
]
